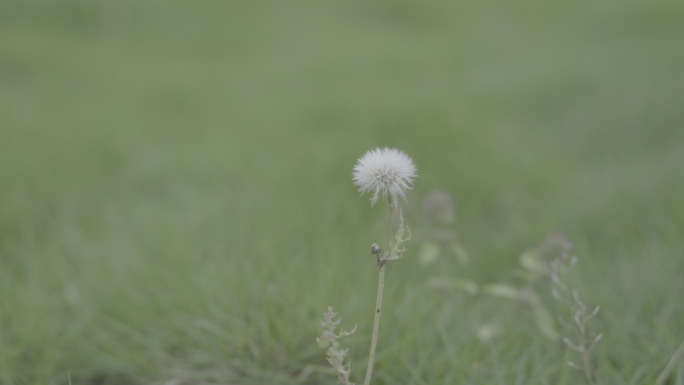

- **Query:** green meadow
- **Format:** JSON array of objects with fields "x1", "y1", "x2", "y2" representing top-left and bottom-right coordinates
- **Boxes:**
[{"x1": 2, "y1": 0, "x2": 683, "y2": 384}]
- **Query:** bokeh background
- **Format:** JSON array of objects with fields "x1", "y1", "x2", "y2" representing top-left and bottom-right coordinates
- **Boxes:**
[{"x1": 2, "y1": 0, "x2": 683, "y2": 384}]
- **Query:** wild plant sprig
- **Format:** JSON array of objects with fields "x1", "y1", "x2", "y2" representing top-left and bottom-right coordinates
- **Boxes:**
[
  {"x1": 551, "y1": 253, "x2": 602, "y2": 385},
  {"x1": 317, "y1": 307, "x2": 357, "y2": 385}
]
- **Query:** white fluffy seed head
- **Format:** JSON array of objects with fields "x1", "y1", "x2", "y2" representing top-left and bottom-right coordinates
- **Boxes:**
[{"x1": 352, "y1": 147, "x2": 417, "y2": 206}]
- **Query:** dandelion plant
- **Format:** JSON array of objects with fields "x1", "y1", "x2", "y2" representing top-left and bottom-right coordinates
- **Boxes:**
[{"x1": 318, "y1": 147, "x2": 417, "y2": 385}]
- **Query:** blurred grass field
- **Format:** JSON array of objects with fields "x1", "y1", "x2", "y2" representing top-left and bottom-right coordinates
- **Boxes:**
[{"x1": 1, "y1": 0, "x2": 684, "y2": 384}]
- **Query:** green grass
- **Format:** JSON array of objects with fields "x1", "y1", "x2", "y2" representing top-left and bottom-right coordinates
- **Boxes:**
[{"x1": 1, "y1": 0, "x2": 684, "y2": 384}]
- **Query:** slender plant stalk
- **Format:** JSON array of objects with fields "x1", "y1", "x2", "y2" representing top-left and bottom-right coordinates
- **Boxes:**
[
  {"x1": 656, "y1": 338, "x2": 684, "y2": 385},
  {"x1": 363, "y1": 264, "x2": 386, "y2": 385}
]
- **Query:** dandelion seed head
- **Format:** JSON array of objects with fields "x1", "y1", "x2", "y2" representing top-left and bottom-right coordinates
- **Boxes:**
[{"x1": 352, "y1": 147, "x2": 417, "y2": 206}]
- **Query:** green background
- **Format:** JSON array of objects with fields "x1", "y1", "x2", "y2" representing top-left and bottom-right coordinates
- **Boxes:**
[{"x1": 1, "y1": 0, "x2": 683, "y2": 384}]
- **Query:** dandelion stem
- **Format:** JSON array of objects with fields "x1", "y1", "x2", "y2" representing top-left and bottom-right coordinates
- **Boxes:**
[
  {"x1": 386, "y1": 199, "x2": 394, "y2": 258},
  {"x1": 363, "y1": 263, "x2": 385, "y2": 385}
]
